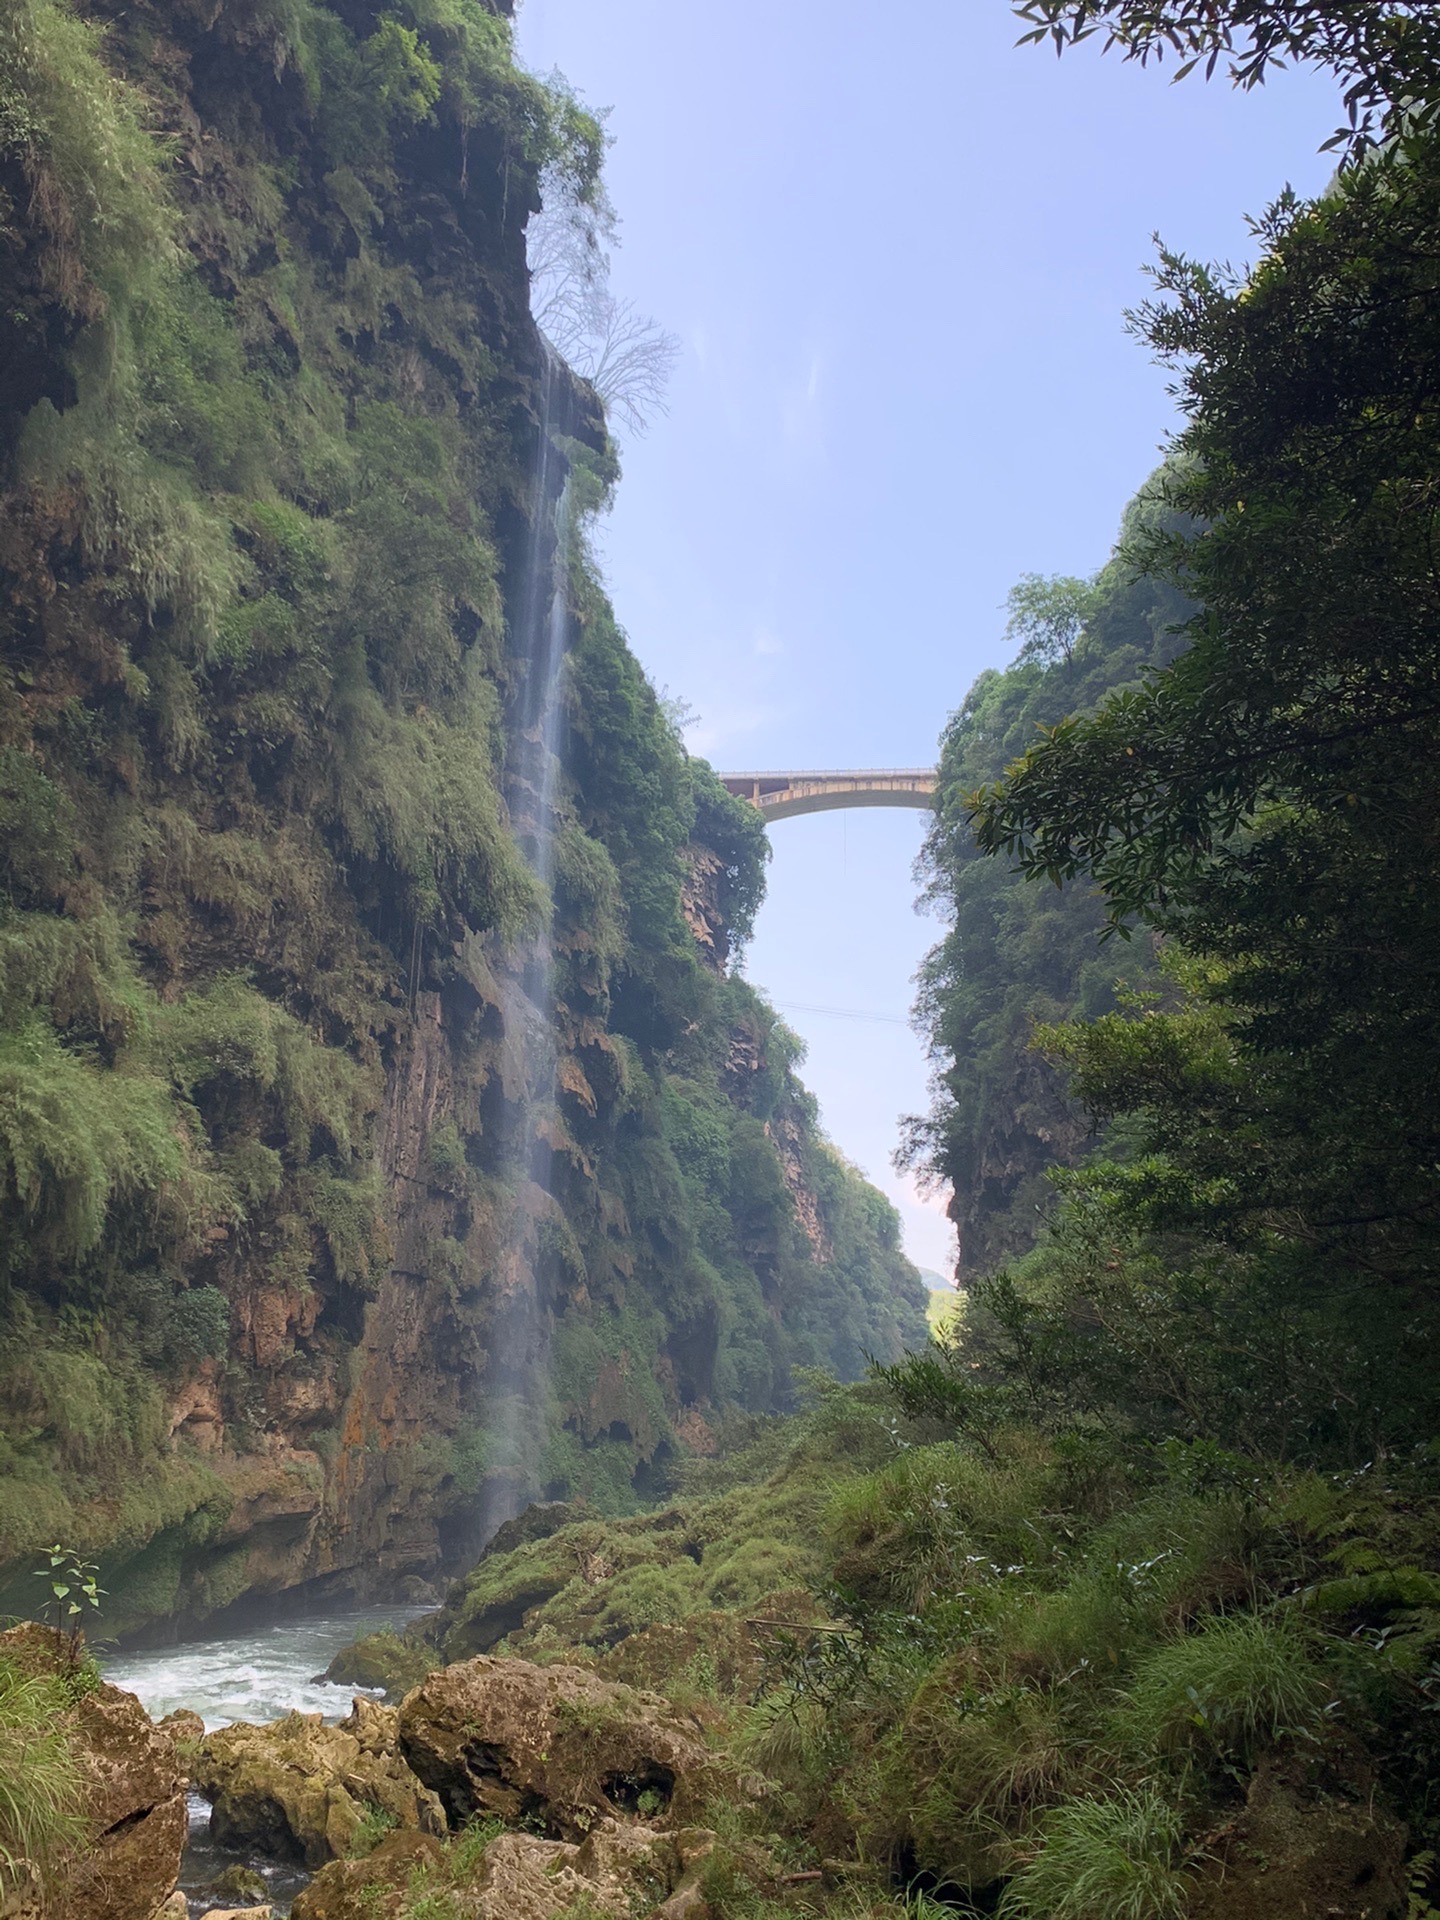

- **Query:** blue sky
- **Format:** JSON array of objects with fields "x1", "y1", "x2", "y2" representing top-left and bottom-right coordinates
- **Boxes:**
[{"x1": 516, "y1": 0, "x2": 1342, "y2": 1275}]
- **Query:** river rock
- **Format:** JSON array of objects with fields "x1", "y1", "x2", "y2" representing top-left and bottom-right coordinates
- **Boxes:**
[
  {"x1": 192, "y1": 1696, "x2": 445, "y2": 1867},
  {"x1": 321, "y1": 1628, "x2": 437, "y2": 1701},
  {"x1": 291, "y1": 1819, "x2": 716, "y2": 1920},
  {"x1": 0, "y1": 1625, "x2": 187, "y2": 1920},
  {"x1": 208, "y1": 1862, "x2": 270, "y2": 1901},
  {"x1": 396, "y1": 1655, "x2": 712, "y2": 1841},
  {"x1": 290, "y1": 1831, "x2": 441, "y2": 1920},
  {"x1": 159, "y1": 1708, "x2": 206, "y2": 1750},
  {"x1": 198, "y1": 1909, "x2": 273, "y2": 1920}
]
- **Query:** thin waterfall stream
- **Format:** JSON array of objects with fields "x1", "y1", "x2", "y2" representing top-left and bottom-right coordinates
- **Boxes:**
[{"x1": 476, "y1": 351, "x2": 575, "y2": 1540}]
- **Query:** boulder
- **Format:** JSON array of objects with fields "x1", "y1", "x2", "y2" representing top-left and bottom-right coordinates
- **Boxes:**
[
  {"x1": 321, "y1": 1629, "x2": 437, "y2": 1701},
  {"x1": 192, "y1": 1696, "x2": 445, "y2": 1867},
  {"x1": 471, "y1": 1823, "x2": 711, "y2": 1920},
  {"x1": 148, "y1": 1898, "x2": 187, "y2": 1920},
  {"x1": 292, "y1": 1819, "x2": 717, "y2": 1920},
  {"x1": 0, "y1": 1625, "x2": 187, "y2": 1920},
  {"x1": 397, "y1": 1656, "x2": 712, "y2": 1841},
  {"x1": 159, "y1": 1709, "x2": 206, "y2": 1750},
  {"x1": 208, "y1": 1863, "x2": 270, "y2": 1902},
  {"x1": 289, "y1": 1832, "x2": 444, "y2": 1920},
  {"x1": 199, "y1": 1910, "x2": 273, "y2": 1920}
]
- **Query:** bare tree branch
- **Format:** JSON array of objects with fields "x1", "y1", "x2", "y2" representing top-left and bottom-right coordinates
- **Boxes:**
[{"x1": 528, "y1": 166, "x2": 680, "y2": 437}]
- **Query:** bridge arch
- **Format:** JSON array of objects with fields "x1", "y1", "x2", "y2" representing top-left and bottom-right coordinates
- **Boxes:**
[{"x1": 717, "y1": 769, "x2": 937, "y2": 822}]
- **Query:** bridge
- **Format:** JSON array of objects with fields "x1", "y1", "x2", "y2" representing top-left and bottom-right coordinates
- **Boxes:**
[{"x1": 717, "y1": 768, "x2": 937, "y2": 822}]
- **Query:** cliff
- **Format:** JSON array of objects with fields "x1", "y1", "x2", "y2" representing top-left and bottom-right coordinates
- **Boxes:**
[
  {"x1": 909, "y1": 484, "x2": 1188, "y2": 1276},
  {"x1": 0, "y1": 0, "x2": 927, "y2": 1637}
]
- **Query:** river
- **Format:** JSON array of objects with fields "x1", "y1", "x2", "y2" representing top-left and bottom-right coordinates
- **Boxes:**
[{"x1": 102, "y1": 1604, "x2": 426, "y2": 1917}]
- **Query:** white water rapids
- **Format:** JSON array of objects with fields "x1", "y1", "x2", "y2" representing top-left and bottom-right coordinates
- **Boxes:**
[
  {"x1": 102, "y1": 1603, "x2": 425, "y2": 1730},
  {"x1": 100, "y1": 1605, "x2": 426, "y2": 1916}
]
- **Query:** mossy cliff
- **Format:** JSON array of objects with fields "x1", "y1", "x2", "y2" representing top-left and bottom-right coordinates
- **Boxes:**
[{"x1": 0, "y1": 0, "x2": 926, "y2": 1635}]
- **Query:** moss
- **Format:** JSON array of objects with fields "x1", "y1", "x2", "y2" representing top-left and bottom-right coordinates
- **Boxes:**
[
  {"x1": 325, "y1": 1630, "x2": 438, "y2": 1701},
  {"x1": 442, "y1": 1396, "x2": 886, "y2": 1664}
]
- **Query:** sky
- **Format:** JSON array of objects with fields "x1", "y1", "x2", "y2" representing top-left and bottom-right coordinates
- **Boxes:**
[{"x1": 515, "y1": 0, "x2": 1343, "y2": 1276}]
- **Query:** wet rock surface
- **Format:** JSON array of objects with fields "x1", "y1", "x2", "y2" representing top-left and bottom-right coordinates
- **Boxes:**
[
  {"x1": 397, "y1": 1655, "x2": 712, "y2": 1841},
  {"x1": 206, "y1": 1863, "x2": 270, "y2": 1903},
  {"x1": 319, "y1": 1629, "x2": 437, "y2": 1702},
  {"x1": 192, "y1": 1697, "x2": 445, "y2": 1868}
]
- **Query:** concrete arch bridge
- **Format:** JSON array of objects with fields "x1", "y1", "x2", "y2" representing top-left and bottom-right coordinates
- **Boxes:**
[{"x1": 717, "y1": 768, "x2": 937, "y2": 822}]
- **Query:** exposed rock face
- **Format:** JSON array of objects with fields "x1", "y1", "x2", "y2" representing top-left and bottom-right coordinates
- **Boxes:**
[
  {"x1": 765, "y1": 1108, "x2": 831, "y2": 1260},
  {"x1": 397, "y1": 1656, "x2": 711, "y2": 1840},
  {"x1": 291, "y1": 1821, "x2": 718, "y2": 1920},
  {"x1": 192, "y1": 1698, "x2": 445, "y2": 1868},
  {"x1": 680, "y1": 845, "x2": 730, "y2": 973},
  {"x1": 0, "y1": 1626, "x2": 186, "y2": 1920}
]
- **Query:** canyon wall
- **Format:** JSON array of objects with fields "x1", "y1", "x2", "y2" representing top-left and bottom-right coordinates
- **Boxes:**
[{"x1": 0, "y1": 0, "x2": 926, "y2": 1636}]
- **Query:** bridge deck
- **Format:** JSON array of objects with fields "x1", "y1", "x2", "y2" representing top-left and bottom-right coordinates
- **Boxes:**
[{"x1": 718, "y1": 769, "x2": 937, "y2": 822}]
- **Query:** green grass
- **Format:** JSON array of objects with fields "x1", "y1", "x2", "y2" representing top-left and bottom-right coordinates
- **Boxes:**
[
  {"x1": 998, "y1": 1785, "x2": 1193, "y2": 1920},
  {"x1": 0, "y1": 1657, "x2": 86, "y2": 1881},
  {"x1": 348, "y1": 1803, "x2": 399, "y2": 1858},
  {"x1": 1117, "y1": 1611, "x2": 1327, "y2": 1767}
]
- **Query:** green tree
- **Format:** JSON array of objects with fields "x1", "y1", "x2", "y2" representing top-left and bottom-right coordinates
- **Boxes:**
[
  {"x1": 1012, "y1": 0, "x2": 1440, "y2": 152},
  {"x1": 972, "y1": 148, "x2": 1440, "y2": 1325}
]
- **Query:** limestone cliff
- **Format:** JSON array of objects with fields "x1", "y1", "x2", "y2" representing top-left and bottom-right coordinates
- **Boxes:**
[{"x1": 0, "y1": 0, "x2": 926, "y2": 1636}]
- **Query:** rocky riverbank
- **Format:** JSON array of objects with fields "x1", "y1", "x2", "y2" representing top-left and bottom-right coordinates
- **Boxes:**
[{"x1": 0, "y1": 1624, "x2": 187, "y2": 1920}]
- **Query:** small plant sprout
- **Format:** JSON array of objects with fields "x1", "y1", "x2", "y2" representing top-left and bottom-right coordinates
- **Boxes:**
[{"x1": 34, "y1": 1545, "x2": 104, "y2": 1667}]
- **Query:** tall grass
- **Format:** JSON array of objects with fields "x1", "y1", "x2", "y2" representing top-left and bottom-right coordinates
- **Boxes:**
[
  {"x1": 0, "y1": 1657, "x2": 86, "y2": 1881},
  {"x1": 1117, "y1": 1611, "x2": 1326, "y2": 1767},
  {"x1": 998, "y1": 1785, "x2": 1192, "y2": 1920}
]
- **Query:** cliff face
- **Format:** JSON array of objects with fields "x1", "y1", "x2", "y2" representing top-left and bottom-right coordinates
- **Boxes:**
[
  {"x1": 911, "y1": 484, "x2": 1189, "y2": 1279},
  {"x1": 0, "y1": 0, "x2": 926, "y2": 1636}
]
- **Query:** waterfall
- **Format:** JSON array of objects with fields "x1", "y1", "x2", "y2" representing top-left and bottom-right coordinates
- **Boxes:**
[{"x1": 475, "y1": 352, "x2": 574, "y2": 1541}]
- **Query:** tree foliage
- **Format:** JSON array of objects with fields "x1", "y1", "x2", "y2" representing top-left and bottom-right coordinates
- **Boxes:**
[
  {"x1": 970, "y1": 146, "x2": 1440, "y2": 1336},
  {"x1": 1013, "y1": 0, "x2": 1440, "y2": 152}
]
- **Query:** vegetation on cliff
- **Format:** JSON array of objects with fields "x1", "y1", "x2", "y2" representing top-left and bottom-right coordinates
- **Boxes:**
[
  {"x1": 0, "y1": 0, "x2": 924, "y2": 1634},
  {"x1": 904, "y1": 491, "x2": 1189, "y2": 1274}
]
